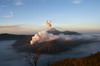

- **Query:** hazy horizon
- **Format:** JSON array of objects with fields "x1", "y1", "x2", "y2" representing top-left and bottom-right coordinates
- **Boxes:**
[{"x1": 0, "y1": 0, "x2": 100, "y2": 34}]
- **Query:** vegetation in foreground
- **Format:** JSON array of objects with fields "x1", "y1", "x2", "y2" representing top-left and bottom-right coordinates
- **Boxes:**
[{"x1": 51, "y1": 52, "x2": 100, "y2": 66}]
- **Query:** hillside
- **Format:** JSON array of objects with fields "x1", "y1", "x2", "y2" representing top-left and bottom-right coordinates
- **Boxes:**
[
  {"x1": 12, "y1": 35, "x2": 34, "y2": 52},
  {"x1": 0, "y1": 33, "x2": 27, "y2": 40},
  {"x1": 51, "y1": 52, "x2": 100, "y2": 66}
]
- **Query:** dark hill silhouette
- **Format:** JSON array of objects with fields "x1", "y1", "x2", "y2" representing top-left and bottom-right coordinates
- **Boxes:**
[
  {"x1": 12, "y1": 35, "x2": 34, "y2": 52},
  {"x1": 51, "y1": 52, "x2": 100, "y2": 66},
  {"x1": 63, "y1": 30, "x2": 81, "y2": 35},
  {"x1": 0, "y1": 33, "x2": 27, "y2": 40},
  {"x1": 47, "y1": 28, "x2": 81, "y2": 35},
  {"x1": 47, "y1": 28, "x2": 61, "y2": 35}
]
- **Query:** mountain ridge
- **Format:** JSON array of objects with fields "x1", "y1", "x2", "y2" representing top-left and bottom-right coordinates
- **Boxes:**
[
  {"x1": 51, "y1": 52, "x2": 100, "y2": 66},
  {"x1": 47, "y1": 28, "x2": 81, "y2": 35},
  {"x1": 0, "y1": 33, "x2": 27, "y2": 40}
]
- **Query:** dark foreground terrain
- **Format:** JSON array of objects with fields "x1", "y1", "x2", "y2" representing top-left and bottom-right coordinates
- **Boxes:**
[{"x1": 51, "y1": 52, "x2": 100, "y2": 66}]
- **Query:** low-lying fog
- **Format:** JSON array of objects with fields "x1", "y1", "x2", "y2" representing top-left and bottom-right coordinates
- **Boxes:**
[{"x1": 0, "y1": 39, "x2": 100, "y2": 66}]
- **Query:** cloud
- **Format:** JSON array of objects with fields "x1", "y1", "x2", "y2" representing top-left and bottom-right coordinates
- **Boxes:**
[
  {"x1": 2, "y1": 11, "x2": 13, "y2": 18},
  {"x1": 0, "y1": 24, "x2": 33, "y2": 28},
  {"x1": 0, "y1": 24, "x2": 40, "y2": 34},
  {"x1": 15, "y1": 0, "x2": 24, "y2": 6},
  {"x1": 0, "y1": 24, "x2": 22, "y2": 28},
  {"x1": 72, "y1": 0, "x2": 82, "y2": 4}
]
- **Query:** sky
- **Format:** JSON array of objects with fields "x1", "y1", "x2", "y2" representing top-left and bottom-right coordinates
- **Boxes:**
[{"x1": 0, "y1": 0, "x2": 100, "y2": 34}]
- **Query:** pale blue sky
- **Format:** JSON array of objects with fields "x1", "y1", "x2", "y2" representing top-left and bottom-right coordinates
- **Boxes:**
[{"x1": 0, "y1": 0, "x2": 100, "y2": 34}]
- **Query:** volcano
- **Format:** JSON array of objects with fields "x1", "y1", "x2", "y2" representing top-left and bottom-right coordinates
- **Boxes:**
[
  {"x1": 47, "y1": 28, "x2": 61, "y2": 35},
  {"x1": 47, "y1": 28, "x2": 81, "y2": 35}
]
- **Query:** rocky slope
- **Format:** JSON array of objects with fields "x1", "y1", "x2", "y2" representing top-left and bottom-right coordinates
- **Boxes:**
[{"x1": 51, "y1": 52, "x2": 100, "y2": 66}]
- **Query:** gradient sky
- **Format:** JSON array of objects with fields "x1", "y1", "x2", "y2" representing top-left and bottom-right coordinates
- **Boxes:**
[{"x1": 0, "y1": 0, "x2": 100, "y2": 34}]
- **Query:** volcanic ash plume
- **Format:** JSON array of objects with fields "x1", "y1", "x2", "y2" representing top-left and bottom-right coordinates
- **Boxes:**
[
  {"x1": 30, "y1": 31, "x2": 58, "y2": 45},
  {"x1": 44, "y1": 20, "x2": 52, "y2": 29}
]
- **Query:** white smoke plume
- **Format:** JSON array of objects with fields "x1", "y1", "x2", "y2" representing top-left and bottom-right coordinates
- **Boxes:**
[
  {"x1": 30, "y1": 31, "x2": 58, "y2": 45},
  {"x1": 44, "y1": 20, "x2": 52, "y2": 29},
  {"x1": 30, "y1": 30, "x2": 100, "y2": 45}
]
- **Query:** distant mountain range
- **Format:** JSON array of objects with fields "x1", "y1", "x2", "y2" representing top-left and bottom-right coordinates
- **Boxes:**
[
  {"x1": 0, "y1": 33, "x2": 27, "y2": 40},
  {"x1": 47, "y1": 28, "x2": 81, "y2": 35},
  {"x1": 0, "y1": 28, "x2": 81, "y2": 41}
]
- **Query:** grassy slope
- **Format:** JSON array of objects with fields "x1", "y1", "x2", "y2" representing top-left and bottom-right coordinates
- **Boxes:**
[{"x1": 51, "y1": 52, "x2": 100, "y2": 66}]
